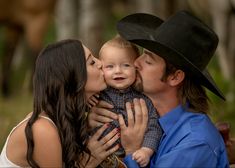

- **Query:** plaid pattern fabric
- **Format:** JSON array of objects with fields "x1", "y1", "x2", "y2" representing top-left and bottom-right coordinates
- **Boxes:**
[
  {"x1": 97, "y1": 86, "x2": 162, "y2": 154},
  {"x1": 97, "y1": 154, "x2": 127, "y2": 168}
]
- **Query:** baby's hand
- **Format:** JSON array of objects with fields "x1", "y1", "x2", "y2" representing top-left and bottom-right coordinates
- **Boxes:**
[
  {"x1": 132, "y1": 147, "x2": 154, "y2": 167},
  {"x1": 87, "y1": 94, "x2": 99, "y2": 108}
]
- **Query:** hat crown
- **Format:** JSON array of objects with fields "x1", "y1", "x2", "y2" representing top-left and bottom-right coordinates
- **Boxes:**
[
  {"x1": 151, "y1": 11, "x2": 218, "y2": 71},
  {"x1": 117, "y1": 11, "x2": 225, "y2": 100}
]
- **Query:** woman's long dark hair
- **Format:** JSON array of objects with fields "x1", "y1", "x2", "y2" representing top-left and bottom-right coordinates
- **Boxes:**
[{"x1": 25, "y1": 39, "x2": 90, "y2": 167}]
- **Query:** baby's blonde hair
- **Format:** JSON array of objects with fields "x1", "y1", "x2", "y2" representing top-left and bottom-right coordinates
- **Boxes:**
[{"x1": 99, "y1": 35, "x2": 140, "y2": 59}]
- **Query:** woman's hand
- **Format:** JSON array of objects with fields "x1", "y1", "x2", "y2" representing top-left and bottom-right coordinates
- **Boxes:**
[
  {"x1": 88, "y1": 100, "x2": 118, "y2": 129},
  {"x1": 81, "y1": 123, "x2": 120, "y2": 167},
  {"x1": 119, "y1": 98, "x2": 148, "y2": 155}
]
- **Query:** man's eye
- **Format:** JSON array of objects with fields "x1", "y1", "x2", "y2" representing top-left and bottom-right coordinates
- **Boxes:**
[{"x1": 145, "y1": 60, "x2": 151, "y2": 64}]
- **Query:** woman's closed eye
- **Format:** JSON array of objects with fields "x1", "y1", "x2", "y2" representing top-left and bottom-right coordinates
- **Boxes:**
[
  {"x1": 90, "y1": 60, "x2": 95, "y2": 65},
  {"x1": 86, "y1": 54, "x2": 96, "y2": 66}
]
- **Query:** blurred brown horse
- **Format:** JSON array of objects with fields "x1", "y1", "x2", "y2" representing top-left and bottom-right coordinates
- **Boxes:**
[
  {"x1": 216, "y1": 122, "x2": 235, "y2": 165},
  {"x1": 0, "y1": 0, "x2": 57, "y2": 97}
]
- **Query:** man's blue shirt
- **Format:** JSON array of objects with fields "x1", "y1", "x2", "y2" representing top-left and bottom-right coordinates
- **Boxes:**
[{"x1": 123, "y1": 105, "x2": 229, "y2": 167}]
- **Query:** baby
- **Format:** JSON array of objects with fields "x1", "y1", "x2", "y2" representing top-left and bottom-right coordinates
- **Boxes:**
[{"x1": 90, "y1": 35, "x2": 162, "y2": 167}]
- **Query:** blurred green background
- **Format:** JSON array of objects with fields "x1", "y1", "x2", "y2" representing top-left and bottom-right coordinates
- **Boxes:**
[{"x1": 1, "y1": 0, "x2": 235, "y2": 151}]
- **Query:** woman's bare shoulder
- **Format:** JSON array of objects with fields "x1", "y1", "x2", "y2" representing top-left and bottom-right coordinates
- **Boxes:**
[
  {"x1": 32, "y1": 117, "x2": 59, "y2": 142},
  {"x1": 32, "y1": 117, "x2": 62, "y2": 167}
]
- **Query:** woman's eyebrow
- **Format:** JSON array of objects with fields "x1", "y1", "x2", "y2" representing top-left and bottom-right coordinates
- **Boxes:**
[{"x1": 86, "y1": 54, "x2": 92, "y2": 61}]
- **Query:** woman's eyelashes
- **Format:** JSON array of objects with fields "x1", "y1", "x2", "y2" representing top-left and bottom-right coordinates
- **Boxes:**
[{"x1": 90, "y1": 60, "x2": 95, "y2": 65}]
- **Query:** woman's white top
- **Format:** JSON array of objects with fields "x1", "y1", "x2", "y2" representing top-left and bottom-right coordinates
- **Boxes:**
[{"x1": 0, "y1": 116, "x2": 56, "y2": 167}]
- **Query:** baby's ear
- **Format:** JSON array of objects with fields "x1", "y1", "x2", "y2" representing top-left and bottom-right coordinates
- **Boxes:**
[{"x1": 168, "y1": 70, "x2": 185, "y2": 86}]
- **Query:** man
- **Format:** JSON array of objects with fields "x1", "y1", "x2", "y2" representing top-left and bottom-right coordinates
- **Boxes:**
[{"x1": 88, "y1": 11, "x2": 229, "y2": 167}]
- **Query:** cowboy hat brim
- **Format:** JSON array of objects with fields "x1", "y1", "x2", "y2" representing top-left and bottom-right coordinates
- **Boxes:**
[{"x1": 117, "y1": 12, "x2": 225, "y2": 100}]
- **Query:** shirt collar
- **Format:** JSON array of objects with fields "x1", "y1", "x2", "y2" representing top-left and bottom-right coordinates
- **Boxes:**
[
  {"x1": 106, "y1": 86, "x2": 132, "y2": 93},
  {"x1": 159, "y1": 104, "x2": 186, "y2": 135}
]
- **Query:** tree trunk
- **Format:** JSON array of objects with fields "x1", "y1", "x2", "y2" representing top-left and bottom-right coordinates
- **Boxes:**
[
  {"x1": 78, "y1": 0, "x2": 109, "y2": 56},
  {"x1": 134, "y1": 0, "x2": 154, "y2": 13},
  {"x1": 209, "y1": 0, "x2": 234, "y2": 80},
  {"x1": 55, "y1": 0, "x2": 78, "y2": 40}
]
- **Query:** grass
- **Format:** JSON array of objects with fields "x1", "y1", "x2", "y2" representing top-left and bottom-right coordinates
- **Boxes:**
[{"x1": 0, "y1": 92, "x2": 33, "y2": 150}]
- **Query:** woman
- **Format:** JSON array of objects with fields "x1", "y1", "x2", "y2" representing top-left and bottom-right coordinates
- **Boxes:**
[{"x1": 0, "y1": 39, "x2": 120, "y2": 167}]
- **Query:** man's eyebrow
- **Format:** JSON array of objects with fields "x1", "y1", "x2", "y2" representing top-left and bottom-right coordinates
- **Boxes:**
[{"x1": 144, "y1": 50, "x2": 154, "y2": 57}]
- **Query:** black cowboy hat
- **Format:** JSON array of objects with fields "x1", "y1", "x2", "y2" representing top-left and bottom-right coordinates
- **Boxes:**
[{"x1": 117, "y1": 10, "x2": 225, "y2": 100}]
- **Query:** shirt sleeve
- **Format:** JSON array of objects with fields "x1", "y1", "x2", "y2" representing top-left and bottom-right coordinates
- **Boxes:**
[
  {"x1": 142, "y1": 97, "x2": 162, "y2": 150},
  {"x1": 151, "y1": 142, "x2": 228, "y2": 167},
  {"x1": 123, "y1": 154, "x2": 140, "y2": 168}
]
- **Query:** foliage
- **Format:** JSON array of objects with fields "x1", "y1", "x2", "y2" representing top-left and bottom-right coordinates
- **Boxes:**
[
  {"x1": 0, "y1": 93, "x2": 33, "y2": 149},
  {"x1": 208, "y1": 55, "x2": 235, "y2": 136},
  {"x1": 0, "y1": 23, "x2": 56, "y2": 149},
  {"x1": 0, "y1": 9, "x2": 235, "y2": 151}
]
